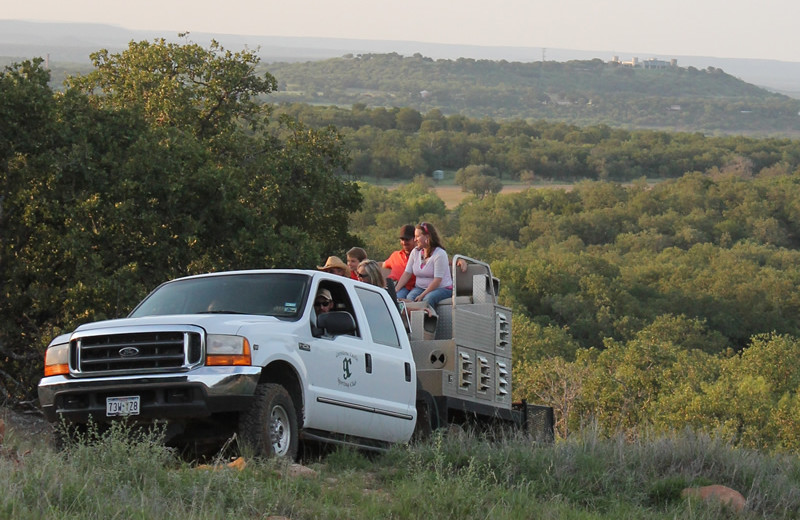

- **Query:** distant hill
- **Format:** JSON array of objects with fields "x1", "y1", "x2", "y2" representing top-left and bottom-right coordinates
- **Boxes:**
[
  {"x1": 264, "y1": 54, "x2": 800, "y2": 136},
  {"x1": 2, "y1": 20, "x2": 800, "y2": 135},
  {"x1": 3, "y1": 19, "x2": 800, "y2": 92}
]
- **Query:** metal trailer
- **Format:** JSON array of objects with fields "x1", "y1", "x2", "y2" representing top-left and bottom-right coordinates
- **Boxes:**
[{"x1": 404, "y1": 255, "x2": 554, "y2": 441}]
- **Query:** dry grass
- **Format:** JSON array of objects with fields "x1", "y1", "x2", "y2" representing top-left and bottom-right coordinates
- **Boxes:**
[
  {"x1": 2, "y1": 413, "x2": 799, "y2": 518},
  {"x1": 432, "y1": 184, "x2": 574, "y2": 208}
]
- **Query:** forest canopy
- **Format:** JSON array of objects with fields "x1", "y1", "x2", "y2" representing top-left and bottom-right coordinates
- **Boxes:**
[
  {"x1": 274, "y1": 102, "x2": 800, "y2": 183},
  {"x1": 353, "y1": 172, "x2": 800, "y2": 450}
]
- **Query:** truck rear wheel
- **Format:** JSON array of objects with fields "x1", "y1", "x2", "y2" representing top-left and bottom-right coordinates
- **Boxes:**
[
  {"x1": 239, "y1": 383, "x2": 299, "y2": 460},
  {"x1": 412, "y1": 391, "x2": 439, "y2": 442}
]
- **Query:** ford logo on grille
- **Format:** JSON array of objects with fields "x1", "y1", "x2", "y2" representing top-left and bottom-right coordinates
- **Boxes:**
[{"x1": 119, "y1": 347, "x2": 140, "y2": 358}]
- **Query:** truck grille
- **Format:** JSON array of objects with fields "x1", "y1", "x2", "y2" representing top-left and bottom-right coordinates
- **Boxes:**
[{"x1": 70, "y1": 327, "x2": 204, "y2": 376}]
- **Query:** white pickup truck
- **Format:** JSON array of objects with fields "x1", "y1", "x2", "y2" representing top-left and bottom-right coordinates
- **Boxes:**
[{"x1": 38, "y1": 256, "x2": 551, "y2": 458}]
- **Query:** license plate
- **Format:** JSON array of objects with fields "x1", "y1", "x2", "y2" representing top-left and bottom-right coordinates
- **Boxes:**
[{"x1": 106, "y1": 396, "x2": 140, "y2": 417}]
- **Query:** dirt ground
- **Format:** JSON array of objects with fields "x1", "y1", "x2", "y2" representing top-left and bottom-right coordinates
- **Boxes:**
[{"x1": 0, "y1": 405, "x2": 52, "y2": 447}]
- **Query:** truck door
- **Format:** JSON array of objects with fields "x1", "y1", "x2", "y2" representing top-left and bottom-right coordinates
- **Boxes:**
[
  {"x1": 302, "y1": 281, "x2": 396, "y2": 441},
  {"x1": 351, "y1": 286, "x2": 417, "y2": 442}
]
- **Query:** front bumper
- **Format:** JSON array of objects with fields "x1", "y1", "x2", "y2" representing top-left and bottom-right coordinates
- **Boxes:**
[{"x1": 38, "y1": 366, "x2": 262, "y2": 423}]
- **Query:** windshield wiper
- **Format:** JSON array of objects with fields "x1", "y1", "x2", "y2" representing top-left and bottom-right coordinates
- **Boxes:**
[{"x1": 197, "y1": 310, "x2": 250, "y2": 315}]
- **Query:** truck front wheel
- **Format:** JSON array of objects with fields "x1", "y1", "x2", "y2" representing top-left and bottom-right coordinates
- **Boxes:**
[{"x1": 239, "y1": 383, "x2": 299, "y2": 460}]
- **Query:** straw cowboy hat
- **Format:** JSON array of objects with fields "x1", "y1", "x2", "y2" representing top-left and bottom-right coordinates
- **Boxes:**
[{"x1": 317, "y1": 256, "x2": 351, "y2": 276}]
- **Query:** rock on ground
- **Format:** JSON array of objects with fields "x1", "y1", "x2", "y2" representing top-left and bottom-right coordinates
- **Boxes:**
[{"x1": 682, "y1": 484, "x2": 746, "y2": 512}]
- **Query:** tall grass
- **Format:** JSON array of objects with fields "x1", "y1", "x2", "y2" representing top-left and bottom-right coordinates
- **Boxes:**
[{"x1": 1, "y1": 421, "x2": 798, "y2": 519}]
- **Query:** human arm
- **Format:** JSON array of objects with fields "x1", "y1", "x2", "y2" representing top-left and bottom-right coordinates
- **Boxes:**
[
  {"x1": 396, "y1": 271, "x2": 411, "y2": 294},
  {"x1": 396, "y1": 248, "x2": 420, "y2": 291}
]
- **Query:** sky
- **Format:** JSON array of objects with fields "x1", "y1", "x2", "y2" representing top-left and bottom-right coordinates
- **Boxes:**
[{"x1": 5, "y1": 0, "x2": 800, "y2": 63}]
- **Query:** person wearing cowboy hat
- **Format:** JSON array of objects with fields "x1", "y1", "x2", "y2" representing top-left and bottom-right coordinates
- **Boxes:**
[{"x1": 317, "y1": 256, "x2": 350, "y2": 277}]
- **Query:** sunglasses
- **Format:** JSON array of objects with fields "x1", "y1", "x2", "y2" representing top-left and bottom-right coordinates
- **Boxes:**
[
  {"x1": 314, "y1": 299, "x2": 332, "y2": 307},
  {"x1": 419, "y1": 222, "x2": 429, "y2": 234},
  {"x1": 357, "y1": 271, "x2": 369, "y2": 279}
]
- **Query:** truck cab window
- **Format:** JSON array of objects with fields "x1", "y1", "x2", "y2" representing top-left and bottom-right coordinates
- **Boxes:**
[
  {"x1": 313, "y1": 281, "x2": 361, "y2": 338},
  {"x1": 355, "y1": 287, "x2": 401, "y2": 348}
]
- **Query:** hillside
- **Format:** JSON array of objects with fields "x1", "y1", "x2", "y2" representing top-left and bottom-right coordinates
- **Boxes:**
[
  {"x1": 2, "y1": 20, "x2": 800, "y2": 135},
  {"x1": 264, "y1": 54, "x2": 800, "y2": 136}
]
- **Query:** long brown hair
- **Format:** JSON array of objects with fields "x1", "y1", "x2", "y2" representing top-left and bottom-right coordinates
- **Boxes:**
[
  {"x1": 357, "y1": 259, "x2": 386, "y2": 288},
  {"x1": 417, "y1": 222, "x2": 444, "y2": 255}
]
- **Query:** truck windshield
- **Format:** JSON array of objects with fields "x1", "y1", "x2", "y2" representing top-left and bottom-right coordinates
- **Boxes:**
[{"x1": 128, "y1": 273, "x2": 310, "y2": 320}]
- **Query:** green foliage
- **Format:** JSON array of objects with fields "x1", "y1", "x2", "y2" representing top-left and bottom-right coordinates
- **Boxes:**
[
  {"x1": 457, "y1": 175, "x2": 800, "y2": 353},
  {"x1": 646, "y1": 475, "x2": 690, "y2": 507},
  {"x1": 277, "y1": 102, "x2": 800, "y2": 188},
  {"x1": 67, "y1": 37, "x2": 278, "y2": 139},
  {"x1": 425, "y1": 171, "x2": 800, "y2": 450},
  {"x1": 453, "y1": 164, "x2": 503, "y2": 199},
  {"x1": 0, "y1": 40, "x2": 360, "y2": 401},
  {"x1": 350, "y1": 176, "x2": 446, "y2": 262}
]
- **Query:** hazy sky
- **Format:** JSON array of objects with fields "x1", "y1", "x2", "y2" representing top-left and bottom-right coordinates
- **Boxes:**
[{"x1": 6, "y1": 0, "x2": 800, "y2": 62}]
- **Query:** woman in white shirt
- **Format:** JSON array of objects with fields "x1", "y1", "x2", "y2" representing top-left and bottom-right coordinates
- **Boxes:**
[{"x1": 395, "y1": 222, "x2": 453, "y2": 307}]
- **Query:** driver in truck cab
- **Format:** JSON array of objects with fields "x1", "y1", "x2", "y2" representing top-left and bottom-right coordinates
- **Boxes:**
[{"x1": 314, "y1": 288, "x2": 334, "y2": 314}]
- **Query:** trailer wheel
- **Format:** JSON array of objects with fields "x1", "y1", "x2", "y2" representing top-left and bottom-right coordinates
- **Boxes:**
[
  {"x1": 412, "y1": 391, "x2": 439, "y2": 442},
  {"x1": 239, "y1": 383, "x2": 299, "y2": 459}
]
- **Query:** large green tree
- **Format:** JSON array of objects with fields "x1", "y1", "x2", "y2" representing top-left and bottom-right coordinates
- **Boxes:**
[{"x1": 0, "y1": 39, "x2": 361, "y2": 402}]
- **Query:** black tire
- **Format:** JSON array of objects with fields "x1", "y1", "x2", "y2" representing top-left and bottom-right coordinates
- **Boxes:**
[
  {"x1": 239, "y1": 383, "x2": 299, "y2": 460},
  {"x1": 412, "y1": 391, "x2": 438, "y2": 442}
]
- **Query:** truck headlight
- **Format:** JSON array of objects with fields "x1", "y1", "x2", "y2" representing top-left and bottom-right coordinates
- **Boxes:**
[
  {"x1": 44, "y1": 342, "x2": 70, "y2": 376},
  {"x1": 206, "y1": 335, "x2": 251, "y2": 366}
]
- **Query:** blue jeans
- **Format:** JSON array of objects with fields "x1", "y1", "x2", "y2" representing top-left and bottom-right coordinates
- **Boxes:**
[
  {"x1": 407, "y1": 287, "x2": 453, "y2": 308},
  {"x1": 396, "y1": 286, "x2": 410, "y2": 299}
]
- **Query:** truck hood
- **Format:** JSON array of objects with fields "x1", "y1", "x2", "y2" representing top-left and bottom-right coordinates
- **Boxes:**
[{"x1": 73, "y1": 314, "x2": 285, "y2": 336}]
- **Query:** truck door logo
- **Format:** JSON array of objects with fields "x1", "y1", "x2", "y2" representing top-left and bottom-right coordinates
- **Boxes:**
[
  {"x1": 342, "y1": 357, "x2": 352, "y2": 380},
  {"x1": 336, "y1": 351, "x2": 358, "y2": 388}
]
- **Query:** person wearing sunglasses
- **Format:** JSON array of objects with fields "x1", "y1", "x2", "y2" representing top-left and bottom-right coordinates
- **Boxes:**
[
  {"x1": 356, "y1": 259, "x2": 386, "y2": 288},
  {"x1": 394, "y1": 222, "x2": 453, "y2": 308},
  {"x1": 313, "y1": 288, "x2": 334, "y2": 314},
  {"x1": 383, "y1": 224, "x2": 416, "y2": 299}
]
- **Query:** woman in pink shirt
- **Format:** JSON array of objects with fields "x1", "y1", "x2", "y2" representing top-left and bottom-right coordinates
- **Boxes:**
[{"x1": 395, "y1": 222, "x2": 453, "y2": 307}]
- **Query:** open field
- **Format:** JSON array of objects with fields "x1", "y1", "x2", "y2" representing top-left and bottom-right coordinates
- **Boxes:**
[
  {"x1": 365, "y1": 175, "x2": 576, "y2": 209},
  {"x1": 431, "y1": 183, "x2": 574, "y2": 208}
]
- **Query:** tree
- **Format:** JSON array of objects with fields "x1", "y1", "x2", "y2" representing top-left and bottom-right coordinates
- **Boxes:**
[
  {"x1": 395, "y1": 107, "x2": 422, "y2": 132},
  {"x1": 0, "y1": 40, "x2": 361, "y2": 401},
  {"x1": 514, "y1": 356, "x2": 589, "y2": 439},
  {"x1": 0, "y1": 58, "x2": 61, "y2": 402},
  {"x1": 520, "y1": 169, "x2": 536, "y2": 185},
  {"x1": 454, "y1": 164, "x2": 499, "y2": 191},
  {"x1": 465, "y1": 174, "x2": 503, "y2": 199},
  {"x1": 67, "y1": 36, "x2": 278, "y2": 141}
]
